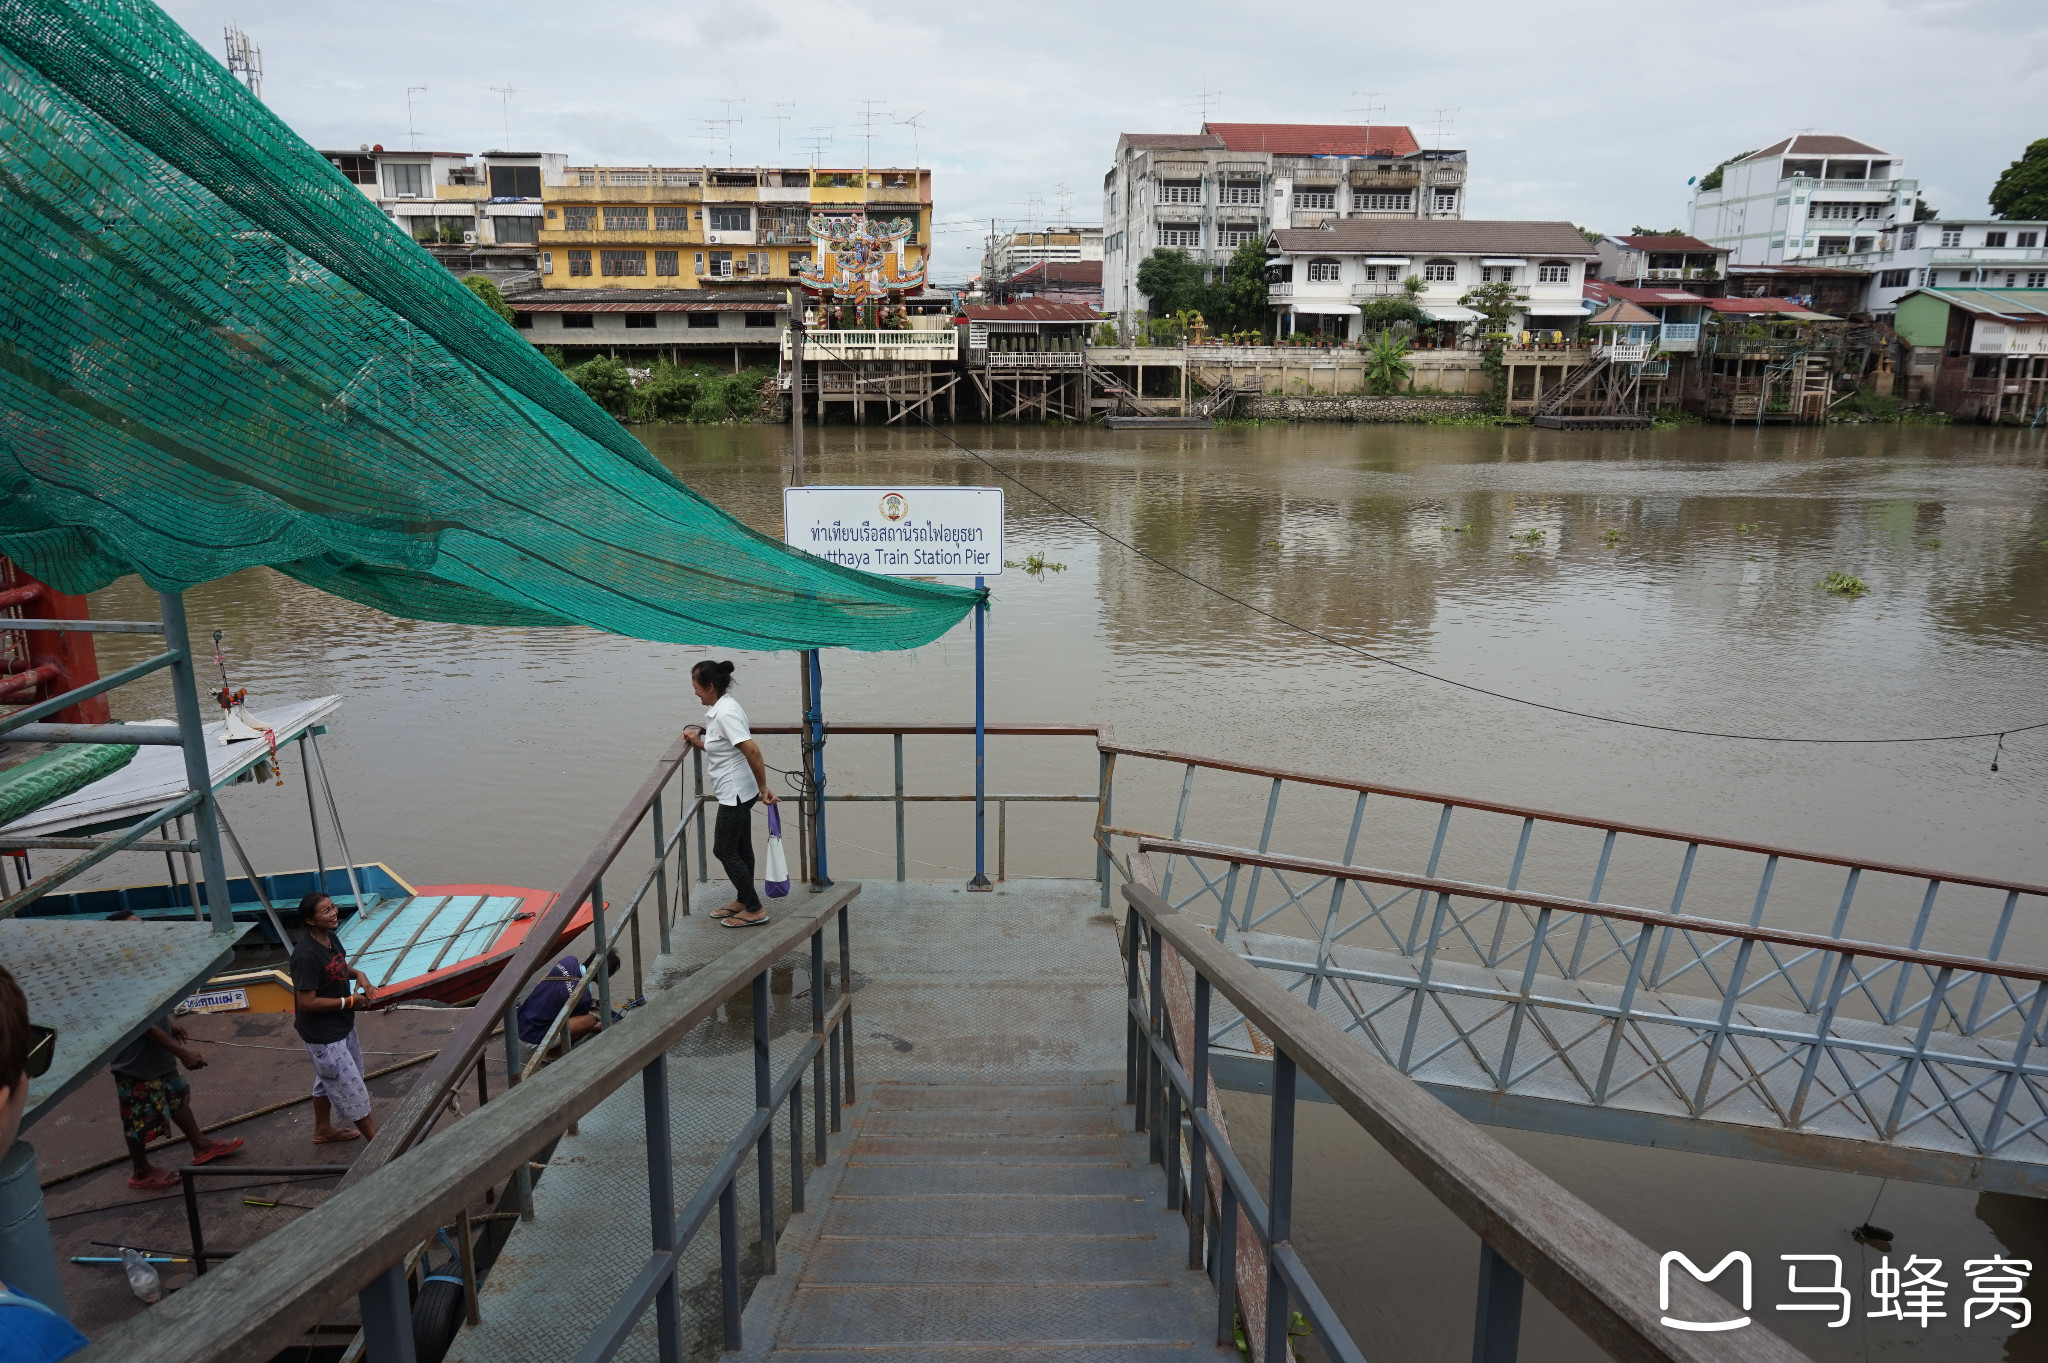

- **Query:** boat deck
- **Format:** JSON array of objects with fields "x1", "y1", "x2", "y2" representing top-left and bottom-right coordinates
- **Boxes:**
[{"x1": 447, "y1": 879, "x2": 1229, "y2": 1362}]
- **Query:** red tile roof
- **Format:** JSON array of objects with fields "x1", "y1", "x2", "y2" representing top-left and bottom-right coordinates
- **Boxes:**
[
  {"x1": 1700, "y1": 296, "x2": 1834, "y2": 315},
  {"x1": 1742, "y1": 135, "x2": 1889, "y2": 161},
  {"x1": 1584, "y1": 281, "x2": 1713, "y2": 305},
  {"x1": 1204, "y1": 122, "x2": 1420, "y2": 157},
  {"x1": 962, "y1": 301, "x2": 1101, "y2": 323},
  {"x1": 1611, "y1": 234, "x2": 1721, "y2": 252},
  {"x1": 1006, "y1": 261, "x2": 1103, "y2": 286}
]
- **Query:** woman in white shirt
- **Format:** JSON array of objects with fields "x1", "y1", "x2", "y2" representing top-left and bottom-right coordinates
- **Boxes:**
[{"x1": 682, "y1": 660, "x2": 779, "y2": 927}]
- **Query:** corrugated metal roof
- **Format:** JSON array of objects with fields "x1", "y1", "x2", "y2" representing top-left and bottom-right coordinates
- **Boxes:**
[
  {"x1": 1700, "y1": 297, "x2": 1838, "y2": 318},
  {"x1": 1898, "y1": 287, "x2": 2048, "y2": 320},
  {"x1": 1611, "y1": 234, "x2": 1721, "y2": 252},
  {"x1": 1270, "y1": 219, "x2": 1595, "y2": 257},
  {"x1": 961, "y1": 301, "x2": 1101, "y2": 323},
  {"x1": 1005, "y1": 261, "x2": 1103, "y2": 285},
  {"x1": 1121, "y1": 133, "x2": 1225, "y2": 150},
  {"x1": 1203, "y1": 122, "x2": 1420, "y2": 157}
]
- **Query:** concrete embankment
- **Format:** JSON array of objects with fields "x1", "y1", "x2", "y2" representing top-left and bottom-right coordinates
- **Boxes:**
[{"x1": 1241, "y1": 394, "x2": 1492, "y2": 421}]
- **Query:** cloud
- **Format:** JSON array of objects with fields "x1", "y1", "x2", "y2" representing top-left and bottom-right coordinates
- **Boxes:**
[{"x1": 163, "y1": 0, "x2": 2048, "y2": 277}]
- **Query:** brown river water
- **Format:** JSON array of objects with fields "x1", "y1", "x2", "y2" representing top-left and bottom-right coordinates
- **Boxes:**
[{"x1": 82, "y1": 419, "x2": 2048, "y2": 1360}]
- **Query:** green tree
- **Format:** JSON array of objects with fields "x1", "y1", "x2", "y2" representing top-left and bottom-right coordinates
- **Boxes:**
[
  {"x1": 1201, "y1": 237, "x2": 1272, "y2": 336},
  {"x1": 1989, "y1": 138, "x2": 2048, "y2": 220},
  {"x1": 1697, "y1": 150, "x2": 1758, "y2": 194},
  {"x1": 1628, "y1": 226, "x2": 1685, "y2": 237},
  {"x1": 1136, "y1": 247, "x2": 1204, "y2": 317},
  {"x1": 1363, "y1": 333, "x2": 1412, "y2": 394},
  {"x1": 1914, "y1": 199, "x2": 1940, "y2": 222},
  {"x1": 1576, "y1": 225, "x2": 1605, "y2": 246},
  {"x1": 568, "y1": 355, "x2": 632, "y2": 417},
  {"x1": 1459, "y1": 280, "x2": 1524, "y2": 335},
  {"x1": 1358, "y1": 296, "x2": 1427, "y2": 335},
  {"x1": 460, "y1": 274, "x2": 517, "y2": 326}
]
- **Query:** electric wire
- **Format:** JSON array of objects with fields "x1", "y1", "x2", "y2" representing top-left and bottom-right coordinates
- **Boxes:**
[{"x1": 824, "y1": 352, "x2": 2048, "y2": 747}]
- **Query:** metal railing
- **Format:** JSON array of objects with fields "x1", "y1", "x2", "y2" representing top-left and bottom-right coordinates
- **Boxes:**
[
  {"x1": 1121, "y1": 870, "x2": 1807, "y2": 1363},
  {"x1": 76, "y1": 879, "x2": 861, "y2": 1363},
  {"x1": 750, "y1": 722, "x2": 1102, "y2": 883},
  {"x1": 1092, "y1": 739, "x2": 2048, "y2": 1189}
]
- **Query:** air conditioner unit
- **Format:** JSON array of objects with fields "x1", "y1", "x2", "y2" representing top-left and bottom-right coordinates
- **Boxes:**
[
  {"x1": 707, "y1": 234, "x2": 721, "y2": 244},
  {"x1": 462, "y1": 231, "x2": 478, "y2": 246}
]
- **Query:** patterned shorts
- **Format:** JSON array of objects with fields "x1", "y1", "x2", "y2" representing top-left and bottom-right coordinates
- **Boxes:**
[
  {"x1": 304, "y1": 1031, "x2": 372, "y2": 1125},
  {"x1": 114, "y1": 1073, "x2": 190, "y2": 1146}
]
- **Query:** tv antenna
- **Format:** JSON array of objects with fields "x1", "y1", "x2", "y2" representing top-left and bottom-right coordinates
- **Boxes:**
[
  {"x1": 405, "y1": 85, "x2": 427, "y2": 150},
  {"x1": 1423, "y1": 106, "x2": 1459, "y2": 149},
  {"x1": 222, "y1": 23, "x2": 262, "y2": 100},
  {"x1": 713, "y1": 99, "x2": 746, "y2": 165},
  {"x1": 487, "y1": 85, "x2": 519, "y2": 149},
  {"x1": 699, "y1": 118, "x2": 740, "y2": 167},
  {"x1": 766, "y1": 102, "x2": 795, "y2": 163},
  {"x1": 854, "y1": 99, "x2": 893, "y2": 168},
  {"x1": 1053, "y1": 180, "x2": 1074, "y2": 225},
  {"x1": 801, "y1": 127, "x2": 833, "y2": 168},
  {"x1": 1348, "y1": 90, "x2": 1388, "y2": 125},
  {"x1": 1184, "y1": 77, "x2": 1222, "y2": 124},
  {"x1": 896, "y1": 110, "x2": 927, "y2": 169}
]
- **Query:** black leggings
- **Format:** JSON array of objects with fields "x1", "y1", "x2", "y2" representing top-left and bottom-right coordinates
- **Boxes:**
[{"x1": 713, "y1": 798, "x2": 761, "y2": 911}]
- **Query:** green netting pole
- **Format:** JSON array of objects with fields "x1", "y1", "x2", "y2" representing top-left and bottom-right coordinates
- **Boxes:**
[{"x1": 159, "y1": 593, "x2": 235, "y2": 934}]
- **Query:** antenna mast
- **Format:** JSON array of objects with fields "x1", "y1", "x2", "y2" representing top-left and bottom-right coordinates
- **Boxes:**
[
  {"x1": 222, "y1": 22, "x2": 262, "y2": 100},
  {"x1": 405, "y1": 86, "x2": 428, "y2": 151},
  {"x1": 488, "y1": 85, "x2": 519, "y2": 149},
  {"x1": 854, "y1": 99, "x2": 893, "y2": 170}
]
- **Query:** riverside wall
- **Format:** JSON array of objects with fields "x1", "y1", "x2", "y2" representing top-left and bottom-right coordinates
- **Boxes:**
[{"x1": 1241, "y1": 394, "x2": 1492, "y2": 421}]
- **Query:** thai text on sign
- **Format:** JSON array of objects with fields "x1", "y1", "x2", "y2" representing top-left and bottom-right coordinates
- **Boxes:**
[{"x1": 783, "y1": 487, "x2": 1004, "y2": 576}]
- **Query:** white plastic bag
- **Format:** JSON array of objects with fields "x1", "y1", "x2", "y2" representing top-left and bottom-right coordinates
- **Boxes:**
[
  {"x1": 763, "y1": 803, "x2": 790, "y2": 899},
  {"x1": 122, "y1": 1245, "x2": 162, "y2": 1304}
]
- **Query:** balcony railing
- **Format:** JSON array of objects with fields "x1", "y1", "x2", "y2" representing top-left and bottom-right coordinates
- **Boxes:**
[{"x1": 786, "y1": 330, "x2": 959, "y2": 362}]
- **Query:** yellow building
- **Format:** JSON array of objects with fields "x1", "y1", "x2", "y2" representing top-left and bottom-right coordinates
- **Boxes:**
[{"x1": 536, "y1": 166, "x2": 930, "y2": 290}]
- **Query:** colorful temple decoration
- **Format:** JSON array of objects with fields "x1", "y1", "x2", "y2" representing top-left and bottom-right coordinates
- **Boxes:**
[{"x1": 799, "y1": 215, "x2": 928, "y2": 302}]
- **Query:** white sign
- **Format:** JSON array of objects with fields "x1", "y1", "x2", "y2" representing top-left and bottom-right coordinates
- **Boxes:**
[
  {"x1": 783, "y1": 486, "x2": 1004, "y2": 577},
  {"x1": 177, "y1": 988, "x2": 249, "y2": 1015}
]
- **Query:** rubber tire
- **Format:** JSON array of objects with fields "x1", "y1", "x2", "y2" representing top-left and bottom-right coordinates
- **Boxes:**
[{"x1": 412, "y1": 1277, "x2": 465, "y2": 1363}]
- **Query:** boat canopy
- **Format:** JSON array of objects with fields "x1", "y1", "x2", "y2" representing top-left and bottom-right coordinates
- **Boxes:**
[{"x1": 0, "y1": 0, "x2": 976, "y2": 652}]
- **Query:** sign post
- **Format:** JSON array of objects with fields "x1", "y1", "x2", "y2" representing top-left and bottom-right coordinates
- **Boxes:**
[{"x1": 782, "y1": 487, "x2": 1003, "y2": 890}]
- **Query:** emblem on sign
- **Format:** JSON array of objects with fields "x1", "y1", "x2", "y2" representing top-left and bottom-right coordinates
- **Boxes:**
[{"x1": 879, "y1": 492, "x2": 908, "y2": 521}]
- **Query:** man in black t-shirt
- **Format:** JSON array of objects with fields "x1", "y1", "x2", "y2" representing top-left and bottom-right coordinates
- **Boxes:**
[
  {"x1": 291, "y1": 892, "x2": 380, "y2": 1143},
  {"x1": 107, "y1": 911, "x2": 242, "y2": 1189}
]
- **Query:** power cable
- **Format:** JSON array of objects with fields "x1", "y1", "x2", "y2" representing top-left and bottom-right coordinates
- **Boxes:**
[{"x1": 804, "y1": 333, "x2": 2048, "y2": 747}]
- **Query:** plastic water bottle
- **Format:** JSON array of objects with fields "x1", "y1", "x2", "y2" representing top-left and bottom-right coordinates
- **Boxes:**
[{"x1": 121, "y1": 1245, "x2": 161, "y2": 1304}]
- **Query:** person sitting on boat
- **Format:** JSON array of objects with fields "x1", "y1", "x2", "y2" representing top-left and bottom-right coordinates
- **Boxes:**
[
  {"x1": 291, "y1": 892, "x2": 380, "y2": 1144},
  {"x1": 515, "y1": 951, "x2": 618, "y2": 1050},
  {"x1": 106, "y1": 911, "x2": 244, "y2": 1190},
  {"x1": 0, "y1": 963, "x2": 87, "y2": 1360},
  {"x1": 680, "y1": 659, "x2": 777, "y2": 929}
]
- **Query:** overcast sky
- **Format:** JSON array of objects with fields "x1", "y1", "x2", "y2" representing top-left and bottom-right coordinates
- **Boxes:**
[{"x1": 164, "y1": 0, "x2": 2048, "y2": 281}]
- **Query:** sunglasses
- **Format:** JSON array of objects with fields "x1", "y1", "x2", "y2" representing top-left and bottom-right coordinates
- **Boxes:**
[{"x1": 26, "y1": 1023, "x2": 55, "y2": 1079}]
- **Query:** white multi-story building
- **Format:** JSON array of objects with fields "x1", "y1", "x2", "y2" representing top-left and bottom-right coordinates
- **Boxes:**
[
  {"x1": 319, "y1": 145, "x2": 566, "y2": 249},
  {"x1": 1101, "y1": 121, "x2": 1467, "y2": 325},
  {"x1": 986, "y1": 227, "x2": 1102, "y2": 285},
  {"x1": 1818, "y1": 218, "x2": 2048, "y2": 318},
  {"x1": 1264, "y1": 220, "x2": 1594, "y2": 342},
  {"x1": 1688, "y1": 135, "x2": 1920, "y2": 266}
]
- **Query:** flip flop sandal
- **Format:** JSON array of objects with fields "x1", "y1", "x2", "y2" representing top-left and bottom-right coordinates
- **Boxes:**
[
  {"x1": 722, "y1": 914, "x2": 769, "y2": 929},
  {"x1": 127, "y1": 1168, "x2": 181, "y2": 1192},
  {"x1": 188, "y1": 1136, "x2": 244, "y2": 1165},
  {"x1": 311, "y1": 1129, "x2": 361, "y2": 1144},
  {"x1": 710, "y1": 904, "x2": 743, "y2": 919}
]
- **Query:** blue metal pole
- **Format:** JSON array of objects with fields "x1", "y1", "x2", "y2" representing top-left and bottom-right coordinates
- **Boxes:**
[
  {"x1": 807, "y1": 648, "x2": 830, "y2": 887},
  {"x1": 969, "y1": 577, "x2": 991, "y2": 891}
]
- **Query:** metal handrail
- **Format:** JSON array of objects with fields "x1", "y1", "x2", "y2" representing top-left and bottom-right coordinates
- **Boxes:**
[
  {"x1": 1097, "y1": 739, "x2": 2048, "y2": 901},
  {"x1": 1121, "y1": 876, "x2": 1808, "y2": 1363},
  {"x1": 75, "y1": 885, "x2": 861, "y2": 1363},
  {"x1": 1139, "y1": 838, "x2": 2048, "y2": 983},
  {"x1": 348, "y1": 735, "x2": 694, "y2": 1184}
]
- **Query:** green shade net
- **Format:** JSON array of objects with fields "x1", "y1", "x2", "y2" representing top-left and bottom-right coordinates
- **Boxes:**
[{"x1": 0, "y1": 0, "x2": 977, "y2": 650}]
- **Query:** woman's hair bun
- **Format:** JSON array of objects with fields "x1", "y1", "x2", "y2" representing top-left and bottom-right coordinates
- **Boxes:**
[{"x1": 716, "y1": 660, "x2": 736, "y2": 677}]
